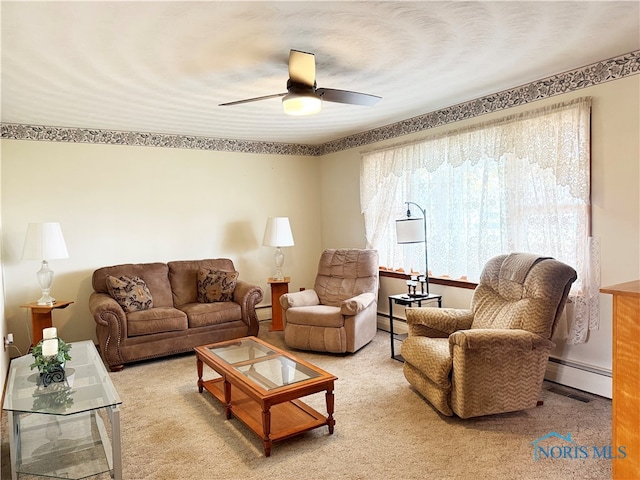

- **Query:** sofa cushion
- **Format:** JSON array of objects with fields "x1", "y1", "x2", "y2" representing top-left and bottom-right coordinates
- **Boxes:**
[
  {"x1": 285, "y1": 305, "x2": 344, "y2": 328},
  {"x1": 178, "y1": 302, "x2": 243, "y2": 328},
  {"x1": 127, "y1": 307, "x2": 188, "y2": 336},
  {"x1": 106, "y1": 275, "x2": 153, "y2": 313},
  {"x1": 168, "y1": 259, "x2": 236, "y2": 306},
  {"x1": 197, "y1": 268, "x2": 238, "y2": 302},
  {"x1": 93, "y1": 263, "x2": 174, "y2": 308}
]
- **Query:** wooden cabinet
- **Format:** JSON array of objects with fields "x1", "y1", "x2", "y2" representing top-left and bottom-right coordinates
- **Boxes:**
[{"x1": 601, "y1": 280, "x2": 640, "y2": 480}]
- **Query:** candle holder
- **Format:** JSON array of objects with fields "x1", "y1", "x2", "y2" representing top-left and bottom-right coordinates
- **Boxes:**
[
  {"x1": 418, "y1": 275, "x2": 426, "y2": 295},
  {"x1": 30, "y1": 337, "x2": 72, "y2": 387},
  {"x1": 406, "y1": 275, "x2": 430, "y2": 298},
  {"x1": 406, "y1": 280, "x2": 419, "y2": 296},
  {"x1": 37, "y1": 364, "x2": 66, "y2": 387}
]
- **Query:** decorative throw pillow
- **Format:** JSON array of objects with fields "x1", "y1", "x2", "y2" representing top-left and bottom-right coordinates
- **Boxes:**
[
  {"x1": 197, "y1": 269, "x2": 239, "y2": 303},
  {"x1": 106, "y1": 275, "x2": 153, "y2": 313}
]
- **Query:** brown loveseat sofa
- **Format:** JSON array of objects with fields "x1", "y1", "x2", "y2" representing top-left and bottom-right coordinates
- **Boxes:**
[{"x1": 89, "y1": 259, "x2": 263, "y2": 371}]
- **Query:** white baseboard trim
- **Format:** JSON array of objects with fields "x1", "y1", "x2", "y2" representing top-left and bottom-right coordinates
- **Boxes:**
[
  {"x1": 545, "y1": 358, "x2": 612, "y2": 399},
  {"x1": 377, "y1": 315, "x2": 407, "y2": 334},
  {"x1": 256, "y1": 305, "x2": 272, "y2": 322}
]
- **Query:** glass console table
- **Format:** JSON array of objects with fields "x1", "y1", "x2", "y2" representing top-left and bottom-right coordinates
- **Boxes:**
[{"x1": 3, "y1": 340, "x2": 122, "y2": 480}]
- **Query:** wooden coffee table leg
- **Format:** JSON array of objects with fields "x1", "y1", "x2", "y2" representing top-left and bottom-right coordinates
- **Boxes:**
[
  {"x1": 326, "y1": 387, "x2": 335, "y2": 434},
  {"x1": 224, "y1": 380, "x2": 232, "y2": 419},
  {"x1": 197, "y1": 358, "x2": 204, "y2": 393},
  {"x1": 262, "y1": 407, "x2": 272, "y2": 457}
]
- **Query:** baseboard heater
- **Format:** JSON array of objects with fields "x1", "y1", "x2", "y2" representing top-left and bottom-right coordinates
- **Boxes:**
[
  {"x1": 256, "y1": 305, "x2": 273, "y2": 322},
  {"x1": 545, "y1": 357, "x2": 612, "y2": 399}
]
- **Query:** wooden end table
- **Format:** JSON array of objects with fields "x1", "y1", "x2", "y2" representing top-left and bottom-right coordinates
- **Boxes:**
[
  {"x1": 267, "y1": 277, "x2": 290, "y2": 331},
  {"x1": 195, "y1": 336, "x2": 336, "y2": 456},
  {"x1": 21, "y1": 300, "x2": 74, "y2": 346}
]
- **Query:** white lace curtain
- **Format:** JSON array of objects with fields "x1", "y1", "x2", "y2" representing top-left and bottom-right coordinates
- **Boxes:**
[{"x1": 360, "y1": 97, "x2": 598, "y2": 344}]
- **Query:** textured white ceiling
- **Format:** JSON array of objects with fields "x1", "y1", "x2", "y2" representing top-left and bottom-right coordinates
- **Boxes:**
[{"x1": 2, "y1": 1, "x2": 639, "y2": 145}]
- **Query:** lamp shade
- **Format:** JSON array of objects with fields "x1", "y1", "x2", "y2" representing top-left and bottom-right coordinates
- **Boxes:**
[
  {"x1": 262, "y1": 217, "x2": 295, "y2": 247},
  {"x1": 22, "y1": 222, "x2": 69, "y2": 260},
  {"x1": 395, "y1": 217, "x2": 425, "y2": 244}
]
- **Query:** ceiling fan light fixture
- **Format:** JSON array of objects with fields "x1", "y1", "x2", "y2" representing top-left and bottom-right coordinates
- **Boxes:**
[{"x1": 282, "y1": 91, "x2": 322, "y2": 116}]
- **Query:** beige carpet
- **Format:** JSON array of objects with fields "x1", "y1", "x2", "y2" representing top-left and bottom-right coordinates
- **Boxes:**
[{"x1": 2, "y1": 322, "x2": 612, "y2": 480}]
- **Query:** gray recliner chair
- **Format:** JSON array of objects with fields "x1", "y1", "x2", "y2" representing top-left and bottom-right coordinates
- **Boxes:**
[{"x1": 280, "y1": 249, "x2": 379, "y2": 353}]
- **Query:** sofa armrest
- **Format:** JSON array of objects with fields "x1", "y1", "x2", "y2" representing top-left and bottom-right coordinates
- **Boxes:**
[
  {"x1": 405, "y1": 307, "x2": 474, "y2": 338},
  {"x1": 232, "y1": 280, "x2": 264, "y2": 336},
  {"x1": 89, "y1": 292, "x2": 127, "y2": 369},
  {"x1": 89, "y1": 292, "x2": 127, "y2": 332},
  {"x1": 449, "y1": 328, "x2": 554, "y2": 352},
  {"x1": 280, "y1": 289, "x2": 320, "y2": 310},
  {"x1": 341, "y1": 292, "x2": 376, "y2": 315}
]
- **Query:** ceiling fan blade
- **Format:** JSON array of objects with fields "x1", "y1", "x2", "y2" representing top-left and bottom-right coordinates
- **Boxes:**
[
  {"x1": 316, "y1": 88, "x2": 381, "y2": 106},
  {"x1": 288, "y1": 49, "x2": 316, "y2": 87},
  {"x1": 219, "y1": 92, "x2": 287, "y2": 106}
]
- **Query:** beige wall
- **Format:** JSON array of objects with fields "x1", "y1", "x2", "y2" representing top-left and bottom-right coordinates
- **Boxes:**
[
  {"x1": 319, "y1": 149, "x2": 368, "y2": 249},
  {"x1": 319, "y1": 75, "x2": 640, "y2": 389},
  {"x1": 1, "y1": 141, "x2": 323, "y2": 356},
  {"x1": 1, "y1": 74, "x2": 638, "y2": 396},
  {"x1": 0, "y1": 152, "x2": 6, "y2": 387}
]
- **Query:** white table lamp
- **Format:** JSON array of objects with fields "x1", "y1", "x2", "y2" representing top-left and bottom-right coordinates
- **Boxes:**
[
  {"x1": 262, "y1": 217, "x2": 294, "y2": 281},
  {"x1": 22, "y1": 222, "x2": 69, "y2": 305}
]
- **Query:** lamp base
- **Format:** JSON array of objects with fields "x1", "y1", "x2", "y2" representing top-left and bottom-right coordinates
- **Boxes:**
[
  {"x1": 36, "y1": 293, "x2": 56, "y2": 306},
  {"x1": 36, "y1": 260, "x2": 56, "y2": 305},
  {"x1": 273, "y1": 247, "x2": 285, "y2": 281}
]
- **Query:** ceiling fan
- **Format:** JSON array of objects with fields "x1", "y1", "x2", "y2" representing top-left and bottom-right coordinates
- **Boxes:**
[{"x1": 219, "y1": 49, "x2": 381, "y2": 116}]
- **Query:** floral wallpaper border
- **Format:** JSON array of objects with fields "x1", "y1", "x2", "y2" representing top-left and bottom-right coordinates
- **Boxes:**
[
  {"x1": 2, "y1": 50, "x2": 639, "y2": 156},
  {"x1": 0, "y1": 125, "x2": 323, "y2": 156}
]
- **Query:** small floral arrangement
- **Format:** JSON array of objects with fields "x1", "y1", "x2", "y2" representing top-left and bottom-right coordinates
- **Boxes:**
[{"x1": 30, "y1": 337, "x2": 72, "y2": 375}]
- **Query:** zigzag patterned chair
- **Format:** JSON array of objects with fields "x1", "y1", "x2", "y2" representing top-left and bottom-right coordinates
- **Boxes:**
[{"x1": 401, "y1": 253, "x2": 577, "y2": 418}]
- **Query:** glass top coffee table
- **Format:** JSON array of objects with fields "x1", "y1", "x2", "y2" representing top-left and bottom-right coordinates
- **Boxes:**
[
  {"x1": 3, "y1": 340, "x2": 122, "y2": 480},
  {"x1": 195, "y1": 336, "x2": 337, "y2": 456}
]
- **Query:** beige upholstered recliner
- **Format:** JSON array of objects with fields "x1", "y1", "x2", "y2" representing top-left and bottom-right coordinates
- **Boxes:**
[
  {"x1": 280, "y1": 249, "x2": 379, "y2": 353},
  {"x1": 401, "y1": 253, "x2": 577, "y2": 418}
]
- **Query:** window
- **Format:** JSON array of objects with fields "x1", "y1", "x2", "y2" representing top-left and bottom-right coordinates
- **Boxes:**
[{"x1": 361, "y1": 98, "x2": 598, "y2": 344}]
